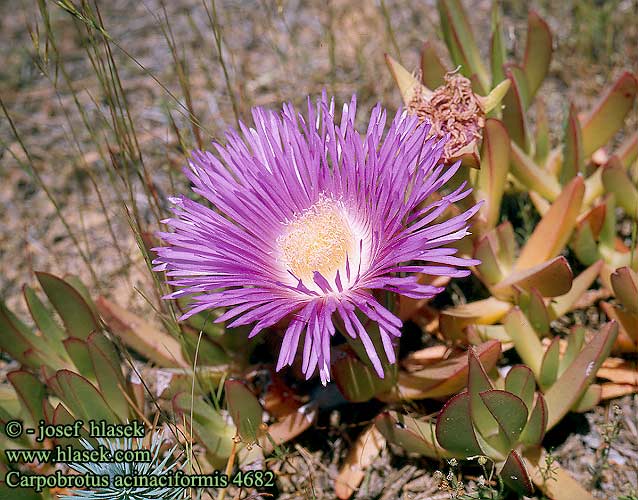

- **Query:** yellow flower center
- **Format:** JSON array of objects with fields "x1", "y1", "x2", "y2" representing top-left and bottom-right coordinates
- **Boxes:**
[{"x1": 277, "y1": 197, "x2": 355, "y2": 286}]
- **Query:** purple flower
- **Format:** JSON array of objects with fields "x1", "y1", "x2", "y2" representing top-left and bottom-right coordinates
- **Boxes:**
[{"x1": 154, "y1": 94, "x2": 480, "y2": 384}]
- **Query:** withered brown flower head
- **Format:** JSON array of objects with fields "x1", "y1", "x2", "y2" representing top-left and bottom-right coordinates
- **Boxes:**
[{"x1": 407, "y1": 72, "x2": 485, "y2": 161}]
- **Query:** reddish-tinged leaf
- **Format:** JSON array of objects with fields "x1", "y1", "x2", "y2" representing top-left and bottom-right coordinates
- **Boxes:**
[
  {"x1": 561, "y1": 103, "x2": 585, "y2": 184},
  {"x1": 544, "y1": 321, "x2": 618, "y2": 429},
  {"x1": 501, "y1": 450, "x2": 534, "y2": 496},
  {"x1": 611, "y1": 267, "x2": 638, "y2": 314},
  {"x1": 96, "y1": 296, "x2": 188, "y2": 368},
  {"x1": 261, "y1": 403, "x2": 317, "y2": 455},
  {"x1": 477, "y1": 119, "x2": 510, "y2": 229},
  {"x1": 420, "y1": 41, "x2": 447, "y2": 90},
  {"x1": 390, "y1": 341, "x2": 501, "y2": 401},
  {"x1": 516, "y1": 176, "x2": 584, "y2": 270},
  {"x1": 580, "y1": 72, "x2": 638, "y2": 157},
  {"x1": 550, "y1": 260, "x2": 604, "y2": 319},
  {"x1": 492, "y1": 256, "x2": 573, "y2": 299},
  {"x1": 520, "y1": 394, "x2": 548, "y2": 446},
  {"x1": 522, "y1": 11, "x2": 552, "y2": 99},
  {"x1": 600, "y1": 383, "x2": 637, "y2": 400},
  {"x1": 436, "y1": 392, "x2": 483, "y2": 457},
  {"x1": 335, "y1": 425, "x2": 385, "y2": 499},
  {"x1": 605, "y1": 303, "x2": 638, "y2": 348}
]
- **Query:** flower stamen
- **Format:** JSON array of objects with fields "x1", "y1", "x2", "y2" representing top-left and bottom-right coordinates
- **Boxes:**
[{"x1": 277, "y1": 197, "x2": 355, "y2": 286}]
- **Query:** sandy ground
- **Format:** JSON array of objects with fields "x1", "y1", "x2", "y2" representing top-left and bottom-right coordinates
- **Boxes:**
[{"x1": 1, "y1": 0, "x2": 638, "y2": 498}]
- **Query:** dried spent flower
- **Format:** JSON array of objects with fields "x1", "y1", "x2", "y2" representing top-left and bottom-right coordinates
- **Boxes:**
[
  {"x1": 154, "y1": 93, "x2": 480, "y2": 383},
  {"x1": 407, "y1": 72, "x2": 485, "y2": 161}
]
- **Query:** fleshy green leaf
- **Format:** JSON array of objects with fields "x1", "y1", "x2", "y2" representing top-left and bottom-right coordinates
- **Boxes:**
[
  {"x1": 580, "y1": 72, "x2": 638, "y2": 157},
  {"x1": 51, "y1": 370, "x2": 120, "y2": 423},
  {"x1": 501, "y1": 449, "x2": 534, "y2": 496},
  {"x1": 505, "y1": 365, "x2": 536, "y2": 410},
  {"x1": 510, "y1": 142, "x2": 561, "y2": 201},
  {"x1": 63, "y1": 337, "x2": 96, "y2": 381},
  {"x1": 502, "y1": 65, "x2": 531, "y2": 151},
  {"x1": 436, "y1": 391, "x2": 483, "y2": 457},
  {"x1": 333, "y1": 348, "x2": 388, "y2": 402},
  {"x1": 489, "y1": 3, "x2": 506, "y2": 88},
  {"x1": 173, "y1": 393, "x2": 235, "y2": 467},
  {"x1": 561, "y1": 103, "x2": 585, "y2": 185},
  {"x1": 617, "y1": 131, "x2": 638, "y2": 169},
  {"x1": 539, "y1": 337, "x2": 561, "y2": 390},
  {"x1": 387, "y1": 341, "x2": 502, "y2": 401},
  {"x1": 437, "y1": 0, "x2": 489, "y2": 93},
  {"x1": 87, "y1": 332, "x2": 129, "y2": 421},
  {"x1": 571, "y1": 384, "x2": 601, "y2": 413},
  {"x1": 477, "y1": 119, "x2": 510, "y2": 229},
  {"x1": 491, "y1": 256, "x2": 573, "y2": 299},
  {"x1": 521, "y1": 10, "x2": 552, "y2": 100},
  {"x1": 23, "y1": 286, "x2": 66, "y2": 345},
  {"x1": 480, "y1": 389, "x2": 528, "y2": 446},
  {"x1": 420, "y1": 40, "x2": 447, "y2": 90},
  {"x1": 375, "y1": 412, "x2": 451, "y2": 459},
  {"x1": 225, "y1": 379, "x2": 263, "y2": 442},
  {"x1": 544, "y1": 321, "x2": 618, "y2": 429},
  {"x1": 0, "y1": 302, "x2": 43, "y2": 368},
  {"x1": 602, "y1": 160, "x2": 638, "y2": 217},
  {"x1": 534, "y1": 99, "x2": 550, "y2": 165},
  {"x1": 7, "y1": 371, "x2": 46, "y2": 425},
  {"x1": 519, "y1": 394, "x2": 548, "y2": 446},
  {"x1": 516, "y1": 175, "x2": 584, "y2": 270},
  {"x1": 468, "y1": 349, "x2": 499, "y2": 439},
  {"x1": 560, "y1": 326, "x2": 586, "y2": 376},
  {"x1": 611, "y1": 267, "x2": 638, "y2": 314},
  {"x1": 518, "y1": 289, "x2": 550, "y2": 336},
  {"x1": 96, "y1": 296, "x2": 188, "y2": 368},
  {"x1": 36, "y1": 272, "x2": 99, "y2": 340},
  {"x1": 504, "y1": 307, "x2": 544, "y2": 377}
]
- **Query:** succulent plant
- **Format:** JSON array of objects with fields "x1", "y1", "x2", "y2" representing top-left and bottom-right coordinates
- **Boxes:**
[{"x1": 376, "y1": 324, "x2": 617, "y2": 498}]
